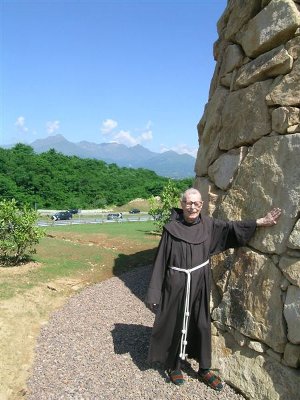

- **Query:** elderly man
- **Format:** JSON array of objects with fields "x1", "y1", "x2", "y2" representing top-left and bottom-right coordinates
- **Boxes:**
[{"x1": 145, "y1": 188, "x2": 281, "y2": 391}]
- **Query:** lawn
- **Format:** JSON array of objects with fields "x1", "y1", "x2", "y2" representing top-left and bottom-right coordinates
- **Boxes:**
[{"x1": 0, "y1": 220, "x2": 160, "y2": 300}]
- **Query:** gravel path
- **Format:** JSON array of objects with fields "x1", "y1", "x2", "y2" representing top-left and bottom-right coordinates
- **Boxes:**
[{"x1": 27, "y1": 265, "x2": 245, "y2": 400}]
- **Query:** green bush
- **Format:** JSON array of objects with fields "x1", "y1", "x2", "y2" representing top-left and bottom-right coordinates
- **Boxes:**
[
  {"x1": 148, "y1": 180, "x2": 181, "y2": 233},
  {"x1": 0, "y1": 199, "x2": 45, "y2": 265}
]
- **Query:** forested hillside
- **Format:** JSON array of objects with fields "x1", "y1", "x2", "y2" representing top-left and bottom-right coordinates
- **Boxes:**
[{"x1": 0, "y1": 144, "x2": 193, "y2": 209}]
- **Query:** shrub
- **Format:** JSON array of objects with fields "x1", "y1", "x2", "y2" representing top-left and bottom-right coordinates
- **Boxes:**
[
  {"x1": 148, "y1": 180, "x2": 180, "y2": 233},
  {"x1": 0, "y1": 199, "x2": 45, "y2": 265}
]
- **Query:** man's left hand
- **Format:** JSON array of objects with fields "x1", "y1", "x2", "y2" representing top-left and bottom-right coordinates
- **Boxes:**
[{"x1": 256, "y1": 208, "x2": 282, "y2": 227}]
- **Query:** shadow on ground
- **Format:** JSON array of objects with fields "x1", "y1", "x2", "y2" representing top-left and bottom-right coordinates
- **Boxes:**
[
  {"x1": 111, "y1": 322, "x2": 167, "y2": 380},
  {"x1": 113, "y1": 248, "x2": 156, "y2": 301}
]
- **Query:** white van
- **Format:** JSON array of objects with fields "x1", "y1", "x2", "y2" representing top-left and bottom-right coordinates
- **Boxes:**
[{"x1": 107, "y1": 212, "x2": 123, "y2": 220}]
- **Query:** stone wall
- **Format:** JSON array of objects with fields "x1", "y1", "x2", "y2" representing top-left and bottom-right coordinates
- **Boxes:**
[{"x1": 194, "y1": 1, "x2": 300, "y2": 399}]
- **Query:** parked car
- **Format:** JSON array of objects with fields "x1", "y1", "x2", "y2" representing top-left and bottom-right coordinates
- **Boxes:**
[
  {"x1": 51, "y1": 211, "x2": 73, "y2": 221},
  {"x1": 107, "y1": 212, "x2": 123, "y2": 220},
  {"x1": 68, "y1": 209, "x2": 79, "y2": 214},
  {"x1": 129, "y1": 208, "x2": 140, "y2": 214},
  {"x1": 151, "y1": 212, "x2": 162, "y2": 221}
]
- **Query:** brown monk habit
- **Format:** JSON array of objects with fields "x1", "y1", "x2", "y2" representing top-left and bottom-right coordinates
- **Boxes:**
[{"x1": 145, "y1": 208, "x2": 257, "y2": 370}]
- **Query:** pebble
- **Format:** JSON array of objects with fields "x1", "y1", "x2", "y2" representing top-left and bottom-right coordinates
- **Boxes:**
[{"x1": 27, "y1": 265, "x2": 245, "y2": 400}]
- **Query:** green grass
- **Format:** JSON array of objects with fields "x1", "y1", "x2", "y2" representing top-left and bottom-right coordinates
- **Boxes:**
[
  {"x1": 46, "y1": 219, "x2": 156, "y2": 236},
  {"x1": 0, "y1": 221, "x2": 160, "y2": 300}
]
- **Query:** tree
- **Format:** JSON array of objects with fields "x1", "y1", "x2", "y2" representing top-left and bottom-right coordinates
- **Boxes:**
[
  {"x1": 149, "y1": 180, "x2": 181, "y2": 233},
  {"x1": 0, "y1": 145, "x2": 192, "y2": 209},
  {"x1": 0, "y1": 199, "x2": 45, "y2": 265}
]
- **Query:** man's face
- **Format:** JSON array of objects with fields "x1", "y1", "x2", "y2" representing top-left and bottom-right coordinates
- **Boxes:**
[{"x1": 181, "y1": 193, "x2": 203, "y2": 223}]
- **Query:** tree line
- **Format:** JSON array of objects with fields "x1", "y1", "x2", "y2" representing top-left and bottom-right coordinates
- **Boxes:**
[{"x1": 0, "y1": 144, "x2": 193, "y2": 209}]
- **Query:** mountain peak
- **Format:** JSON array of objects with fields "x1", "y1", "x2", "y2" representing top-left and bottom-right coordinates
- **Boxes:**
[
  {"x1": 25, "y1": 135, "x2": 196, "y2": 178},
  {"x1": 31, "y1": 134, "x2": 68, "y2": 145}
]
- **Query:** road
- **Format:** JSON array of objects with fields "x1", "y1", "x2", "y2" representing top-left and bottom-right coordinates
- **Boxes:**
[{"x1": 38, "y1": 213, "x2": 153, "y2": 227}]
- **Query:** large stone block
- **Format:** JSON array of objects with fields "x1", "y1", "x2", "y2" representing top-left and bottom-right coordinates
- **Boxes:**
[
  {"x1": 288, "y1": 219, "x2": 300, "y2": 249},
  {"x1": 220, "y1": 72, "x2": 233, "y2": 88},
  {"x1": 272, "y1": 106, "x2": 300, "y2": 133},
  {"x1": 195, "y1": 87, "x2": 229, "y2": 175},
  {"x1": 193, "y1": 176, "x2": 223, "y2": 216},
  {"x1": 216, "y1": 134, "x2": 300, "y2": 254},
  {"x1": 286, "y1": 35, "x2": 300, "y2": 59},
  {"x1": 234, "y1": 45, "x2": 293, "y2": 89},
  {"x1": 219, "y1": 44, "x2": 244, "y2": 76},
  {"x1": 236, "y1": 0, "x2": 300, "y2": 58},
  {"x1": 284, "y1": 285, "x2": 300, "y2": 344},
  {"x1": 208, "y1": 147, "x2": 248, "y2": 190},
  {"x1": 279, "y1": 256, "x2": 300, "y2": 286},
  {"x1": 220, "y1": 0, "x2": 262, "y2": 41},
  {"x1": 266, "y1": 58, "x2": 300, "y2": 106},
  {"x1": 211, "y1": 249, "x2": 235, "y2": 296},
  {"x1": 208, "y1": 61, "x2": 220, "y2": 99},
  {"x1": 283, "y1": 342, "x2": 300, "y2": 368},
  {"x1": 287, "y1": 123, "x2": 300, "y2": 133},
  {"x1": 212, "y1": 332, "x2": 300, "y2": 400},
  {"x1": 212, "y1": 248, "x2": 287, "y2": 352},
  {"x1": 219, "y1": 80, "x2": 272, "y2": 150}
]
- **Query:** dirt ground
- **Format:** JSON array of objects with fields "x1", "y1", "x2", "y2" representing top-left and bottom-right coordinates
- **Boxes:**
[
  {"x1": 0, "y1": 230, "x2": 158, "y2": 400},
  {"x1": 0, "y1": 263, "x2": 97, "y2": 400}
]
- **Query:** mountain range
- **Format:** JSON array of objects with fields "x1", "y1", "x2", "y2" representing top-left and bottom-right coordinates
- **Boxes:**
[{"x1": 11, "y1": 134, "x2": 196, "y2": 179}]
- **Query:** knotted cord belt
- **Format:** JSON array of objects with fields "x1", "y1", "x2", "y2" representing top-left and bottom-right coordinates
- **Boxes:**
[{"x1": 169, "y1": 259, "x2": 209, "y2": 360}]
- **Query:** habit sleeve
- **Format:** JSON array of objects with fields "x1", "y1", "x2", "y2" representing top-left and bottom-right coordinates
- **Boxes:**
[
  {"x1": 209, "y1": 218, "x2": 257, "y2": 256},
  {"x1": 144, "y1": 229, "x2": 170, "y2": 304}
]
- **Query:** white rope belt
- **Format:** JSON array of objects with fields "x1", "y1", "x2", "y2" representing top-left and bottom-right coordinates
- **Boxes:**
[{"x1": 169, "y1": 259, "x2": 209, "y2": 360}]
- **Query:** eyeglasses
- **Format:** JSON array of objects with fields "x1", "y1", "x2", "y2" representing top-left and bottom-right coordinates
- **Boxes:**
[{"x1": 183, "y1": 201, "x2": 203, "y2": 208}]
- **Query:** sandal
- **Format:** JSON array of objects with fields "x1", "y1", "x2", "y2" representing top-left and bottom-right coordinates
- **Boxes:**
[
  {"x1": 167, "y1": 369, "x2": 185, "y2": 386},
  {"x1": 198, "y1": 369, "x2": 224, "y2": 391}
]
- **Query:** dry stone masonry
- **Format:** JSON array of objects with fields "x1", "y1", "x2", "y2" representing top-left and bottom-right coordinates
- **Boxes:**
[{"x1": 194, "y1": 1, "x2": 300, "y2": 399}]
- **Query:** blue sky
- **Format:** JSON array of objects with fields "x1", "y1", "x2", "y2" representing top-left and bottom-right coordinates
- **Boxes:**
[{"x1": 1, "y1": 0, "x2": 227, "y2": 157}]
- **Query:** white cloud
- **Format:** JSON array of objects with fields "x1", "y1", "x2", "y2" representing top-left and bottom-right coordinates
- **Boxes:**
[
  {"x1": 115, "y1": 130, "x2": 138, "y2": 146},
  {"x1": 113, "y1": 126, "x2": 153, "y2": 147},
  {"x1": 101, "y1": 119, "x2": 118, "y2": 134},
  {"x1": 100, "y1": 119, "x2": 153, "y2": 147},
  {"x1": 140, "y1": 129, "x2": 153, "y2": 141},
  {"x1": 160, "y1": 143, "x2": 198, "y2": 158},
  {"x1": 15, "y1": 116, "x2": 28, "y2": 133},
  {"x1": 46, "y1": 120, "x2": 60, "y2": 134},
  {"x1": 139, "y1": 120, "x2": 153, "y2": 142}
]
